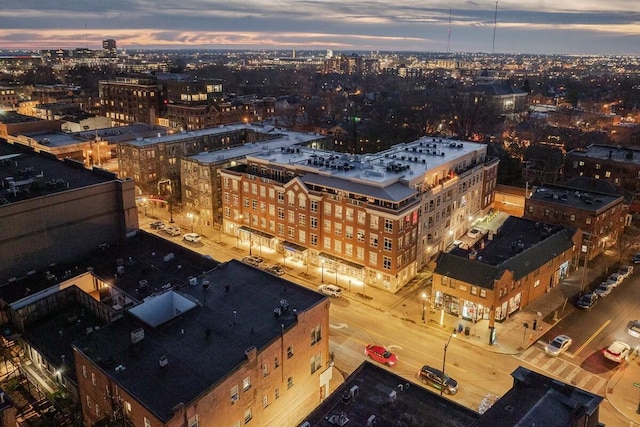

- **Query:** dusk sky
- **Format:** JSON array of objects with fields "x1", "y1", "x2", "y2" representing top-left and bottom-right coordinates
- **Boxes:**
[{"x1": 1, "y1": 1, "x2": 640, "y2": 55}]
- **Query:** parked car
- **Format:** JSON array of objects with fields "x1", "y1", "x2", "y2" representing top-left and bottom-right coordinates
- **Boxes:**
[
  {"x1": 576, "y1": 292, "x2": 598, "y2": 310},
  {"x1": 183, "y1": 233, "x2": 202, "y2": 243},
  {"x1": 467, "y1": 228, "x2": 481, "y2": 239},
  {"x1": 318, "y1": 284, "x2": 342, "y2": 297},
  {"x1": 606, "y1": 273, "x2": 624, "y2": 287},
  {"x1": 603, "y1": 341, "x2": 631, "y2": 363},
  {"x1": 364, "y1": 344, "x2": 398, "y2": 367},
  {"x1": 265, "y1": 264, "x2": 285, "y2": 276},
  {"x1": 632, "y1": 253, "x2": 640, "y2": 264},
  {"x1": 242, "y1": 256, "x2": 264, "y2": 267},
  {"x1": 150, "y1": 221, "x2": 166, "y2": 230},
  {"x1": 617, "y1": 265, "x2": 634, "y2": 278},
  {"x1": 164, "y1": 225, "x2": 181, "y2": 236},
  {"x1": 627, "y1": 320, "x2": 640, "y2": 339},
  {"x1": 594, "y1": 282, "x2": 614, "y2": 298},
  {"x1": 416, "y1": 365, "x2": 458, "y2": 395},
  {"x1": 545, "y1": 335, "x2": 573, "y2": 357}
]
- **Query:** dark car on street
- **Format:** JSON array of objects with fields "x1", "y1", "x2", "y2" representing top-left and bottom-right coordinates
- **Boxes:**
[
  {"x1": 416, "y1": 365, "x2": 458, "y2": 395},
  {"x1": 576, "y1": 292, "x2": 598, "y2": 310}
]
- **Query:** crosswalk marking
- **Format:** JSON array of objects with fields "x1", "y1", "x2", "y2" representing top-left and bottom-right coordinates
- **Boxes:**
[{"x1": 515, "y1": 346, "x2": 607, "y2": 396}]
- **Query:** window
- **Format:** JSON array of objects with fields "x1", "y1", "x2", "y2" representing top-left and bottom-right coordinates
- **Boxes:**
[
  {"x1": 144, "y1": 418, "x2": 151, "y2": 427},
  {"x1": 334, "y1": 205, "x2": 342, "y2": 218},
  {"x1": 277, "y1": 207, "x2": 284, "y2": 219},
  {"x1": 334, "y1": 223, "x2": 342, "y2": 236},
  {"x1": 124, "y1": 401, "x2": 131, "y2": 413},
  {"x1": 357, "y1": 212, "x2": 366, "y2": 224},
  {"x1": 86, "y1": 395, "x2": 91, "y2": 408},
  {"x1": 262, "y1": 363, "x2": 269, "y2": 377},
  {"x1": 231, "y1": 385, "x2": 239, "y2": 403},
  {"x1": 310, "y1": 353, "x2": 322, "y2": 374},
  {"x1": 383, "y1": 237, "x2": 392, "y2": 251},
  {"x1": 357, "y1": 230, "x2": 365, "y2": 242},
  {"x1": 243, "y1": 376, "x2": 251, "y2": 391},
  {"x1": 311, "y1": 325, "x2": 321, "y2": 345},
  {"x1": 288, "y1": 227, "x2": 295, "y2": 239},
  {"x1": 311, "y1": 234, "x2": 318, "y2": 246},
  {"x1": 310, "y1": 217, "x2": 318, "y2": 229},
  {"x1": 369, "y1": 252, "x2": 377, "y2": 265},
  {"x1": 370, "y1": 234, "x2": 378, "y2": 248},
  {"x1": 278, "y1": 192, "x2": 284, "y2": 203},
  {"x1": 370, "y1": 215, "x2": 379, "y2": 229},
  {"x1": 471, "y1": 286, "x2": 478, "y2": 296},
  {"x1": 298, "y1": 214, "x2": 306, "y2": 226},
  {"x1": 263, "y1": 395, "x2": 269, "y2": 408},
  {"x1": 345, "y1": 226, "x2": 353, "y2": 239},
  {"x1": 324, "y1": 203, "x2": 332, "y2": 215},
  {"x1": 585, "y1": 217, "x2": 591, "y2": 224},
  {"x1": 310, "y1": 200, "x2": 318, "y2": 212},
  {"x1": 287, "y1": 346, "x2": 294, "y2": 358},
  {"x1": 480, "y1": 289, "x2": 487, "y2": 298},
  {"x1": 91, "y1": 372, "x2": 96, "y2": 386},
  {"x1": 82, "y1": 365, "x2": 87, "y2": 378},
  {"x1": 244, "y1": 408, "x2": 252, "y2": 423},
  {"x1": 274, "y1": 357, "x2": 279, "y2": 368},
  {"x1": 275, "y1": 387, "x2": 280, "y2": 399},
  {"x1": 288, "y1": 211, "x2": 295, "y2": 223},
  {"x1": 346, "y1": 208, "x2": 354, "y2": 221},
  {"x1": 324, "y1": 237, "x2": 331, "y2": 249},
  {"x1": 188, "y1": 415, "x2": 199, "y2": 427},
  {"x1": 383, "y1": 256, "x2": 392, "y2": 270},
  {"x1": 324, "y1": 219, "x2": 331, "y2": 232},
  {"x1": 287, "y1": 376, "x2": 294, "y2": 389},
  {"x1": 570, "y1": 214, "x2": 576, "y2": 222},
  {"x1": 384, "y1": 219, "x2": 393, "y2": 232},
  {"x1": 96, "y1": 404, "x2": 100, "y2": 418}
]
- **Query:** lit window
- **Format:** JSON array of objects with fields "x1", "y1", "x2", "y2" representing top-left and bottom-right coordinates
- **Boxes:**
[
  {"x1": 243, "y1": 377, "x2": 251, "y2": 391},
  {"x1": 287, "y1": 376, "x2": 294, "y2": 389}
]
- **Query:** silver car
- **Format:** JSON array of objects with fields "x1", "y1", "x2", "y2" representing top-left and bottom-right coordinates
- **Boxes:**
[{"x1": 545, "y1": 335, "x2": 572, "y2": 356}]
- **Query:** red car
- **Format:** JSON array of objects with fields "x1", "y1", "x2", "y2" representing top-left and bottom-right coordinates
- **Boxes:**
[{"x1": 364, "y1": 344, "x2": 398, "y2": 367}]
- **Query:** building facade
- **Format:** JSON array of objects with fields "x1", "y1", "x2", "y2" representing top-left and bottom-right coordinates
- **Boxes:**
[
  {"x1": 99, "y1": 77, "x2": 161, "y2": 126},
  {"x1": 524, "y1": 184, "x2": 626, "y2": 260},
  {"x1": 220, "y1": 137, "x2": 494, "y2": 292}
]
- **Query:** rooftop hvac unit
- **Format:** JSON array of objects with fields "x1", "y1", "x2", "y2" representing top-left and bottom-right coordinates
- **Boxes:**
[
  {"x1": 159, "y1": 356, "x2": 168, "y2": 368},
  {"x1": 367, "y1": 415, "x2": 376, "y2": 426},
  {"x1": 189, "y1": 277, "x2": 198, "y2": 286}
]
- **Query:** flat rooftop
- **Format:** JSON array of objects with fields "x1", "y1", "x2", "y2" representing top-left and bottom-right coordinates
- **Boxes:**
[
  {"x1": 187, "y1": 128, "x2": 325, "y2": 165},
  {"x1": 247, "y1": 136, "x2": 487, "y2": 188},
  {"x1": 0, "y1": 142, "x2": 116, "y2": 204},
  {"x1": 74, "y1": 258, "x2": 325, "y2": 422},
  {"x1": 0, "y1": 111, "x2": 43, "y2": 124},
  {"x1": 568, "y1": 144, "x2": 640, "y2": 165},
  {"x1": 127, "y1": 123, "x2": 325, "y2": 148},
  {"x1": 22, "y1": 123, "x2": 164, "y2": 148},
  {"x1": 302, "y1": 361, "x2": 479, "y2": 427},
  {"x1": 529, "y1": 184, "x2": 623, "y2": 212}
]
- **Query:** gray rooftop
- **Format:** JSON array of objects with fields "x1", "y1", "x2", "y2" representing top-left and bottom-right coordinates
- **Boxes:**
[
  {"x1": 437, "y1": 217, "x2": 576, "y2": 286},
  {"x1": 302, "y1": 361, "x2": 479, "y2": 427},
  {"x1": 529, "y1": 183, "x2": 623, "y2": 212},
  {"x1": 21, "y1": 123, "x2": 164, "y2": 148},
  {"x1": 567, "y1": 144, "x2": 640, "y2": 165},
  {"x1": 74, "y1": 259, "x2": 325, "y2": 422},
  {"x1": 0, "y1": 142, "x2": 116, "y2": 205},
  {"x1": 128, "y1": 123, "x2": 324, "y2": 148},
  {"x1": 247, "y1": 136, "x2": 487, "y2": 188}
]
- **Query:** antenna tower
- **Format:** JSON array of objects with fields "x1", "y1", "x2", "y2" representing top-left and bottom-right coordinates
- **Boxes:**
[
  {"x1": 491, "y1": 1, "x2": 498, "y2": 54},
  {"x1": 446, "y1": 7, "x2": 452, "y2": 54}
]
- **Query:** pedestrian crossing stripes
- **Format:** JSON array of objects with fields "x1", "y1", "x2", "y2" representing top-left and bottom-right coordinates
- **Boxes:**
[{"x1": 516, "y1": 342, "x2": 607, "y2": 396}]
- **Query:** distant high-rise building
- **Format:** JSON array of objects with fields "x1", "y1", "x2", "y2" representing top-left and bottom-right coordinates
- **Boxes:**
[{"x1": 102, "y1": 39, "x2": 116, "y2": 51}]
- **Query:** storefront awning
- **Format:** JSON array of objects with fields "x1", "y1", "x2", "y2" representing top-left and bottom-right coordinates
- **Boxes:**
[
  {"x1": 318, "y1": 252, "x2": 365, "y2": 271},
  {"x1": 284, "y1": 240, "x2": 308, "y2": 253},
  {"x1": 239, "y1": 226, "x2": 275, "y2": 240}
]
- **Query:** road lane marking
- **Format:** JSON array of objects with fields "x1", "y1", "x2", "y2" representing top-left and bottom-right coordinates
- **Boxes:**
[{"x1": 571, "y1": 319, "x2": 611, "y2": 357}]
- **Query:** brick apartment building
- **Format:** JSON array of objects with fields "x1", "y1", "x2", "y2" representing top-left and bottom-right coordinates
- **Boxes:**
[
  {"x1": 73, "y1": 259, "x2": 332, "y2": 427},
  {"x1": 433, "y1": 217, "x2": 578, "y2": 325},
  {"x1": 524, "y1": 184, "x2": 626, "y2": 260},
  {"x1": 220, "y1": 137, "x2": 496, "y2": 292}
]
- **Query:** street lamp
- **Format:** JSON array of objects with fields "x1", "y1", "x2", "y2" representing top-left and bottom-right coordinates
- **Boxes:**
[
  {"x1": 422, "y1": 293, "x2": 427, "y2": 323},
  {"x1": 442, "y1": 328, "x2": 457, "y2": 396},
  {"x1": 142, "y1": 197, "x2": 148, "y2": 216},
  {"x1": 321, "y1": 260, "x2": 325, "y2": 283}
]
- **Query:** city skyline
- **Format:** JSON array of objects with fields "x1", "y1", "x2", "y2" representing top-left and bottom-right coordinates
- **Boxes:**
[{"x1": 1, "y1": 0, "x2": 640, "y2": 55}]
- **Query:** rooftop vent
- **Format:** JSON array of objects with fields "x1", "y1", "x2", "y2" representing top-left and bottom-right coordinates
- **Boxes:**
[{"x1": 159, "y1": 355, "x2": 168, "y2": 368}]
